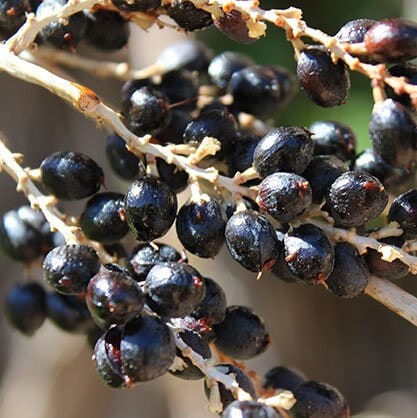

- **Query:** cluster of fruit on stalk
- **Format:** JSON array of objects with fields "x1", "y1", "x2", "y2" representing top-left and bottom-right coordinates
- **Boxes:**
[{"x1": 1, "y1": 0, "x2": 417, "y2": 416}]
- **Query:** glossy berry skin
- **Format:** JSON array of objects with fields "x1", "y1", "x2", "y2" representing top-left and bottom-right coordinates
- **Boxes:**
[
  {"x1": 43, "y1": 244, "x2": 101, "y2": 294},
  {"x1": 80, "y1": 192, "x2": 128, "y2": 244},
  {"x1": 5, "y1": 282, "x2": 47, "y2": 336},
  {"x1": 37, "y1": 0, "x2": 87, "y2": 49},
  {"x1": 93, "y1": 327, "x2": 126, "y2": 388},
  {"x1": 170, "y1": 330, "x2": 211, "y2": 380},
  {"x1": 225, "y1": 210, "x2": 279, "y2": 273},
  {"x1": 271, "y1": 232, "x2": 300, "y2": 284},
  {"x1": 128, "y1": 242, "x2": 183, "y2": 281},
  {"x1": 388, "y1": 190, "x2": 417, "y2": 236},
  {"x1": 208, "y1": 51, "x2": 255, "y2": 89},
  {"x1": 326, "y1": 171, "x2": 388, "y2": 227},
  {"x1": 105, "y1": 133, "x2": 140, "y2": 180},
  {"x1": 176, "y1": 197, "x2": 227, "y2": 258},
  {"x1": 364, "y1": 18, "x2": 417, "y2": 63},
  {"x1": 204, "y1": 364, "x2": 256, "y2": 409},
  {"x1": 0, "y1": 0, "x2": 31, "y2": 32},
  {"x1": 302, "y1": 155, "x2": 347, "y2": 204},
  {"x1": 214, "y1": 9, "x2": 257, "y2": 44},
  {"x1": 183, "y1": 108, "x2": 237, "y2": 147},
  {"x1": 191, "y1": 277, "x2": 227, "y2": 326},
  {"x1": 284, "y1": 224, "x2": 334, "y2": 285},
  {"x1": 352, "y1": 148, "x2": 414, "y2": 194},
  {"x1": 222, "y1": 401, "x2": 282, "y2": 418},
  {"x1": 124, "y1": 176, "x2": 177, "y2": 242},
  {"x1": 309, "y1": 120, "x2": 356, "y2": 162},
  {"x1": 122, "y1": 86, "x2": 171, "y2": 137},
  {"x1": 264, "y1": 366, "x2": 307, "y2": 392},
  {"x1": 326, "y1": 243, "x2": 369, "y2": 298},
  {"x1": 84, "y1": 10, "x2": 129, "y2": 50},
  {"x1": 120, "y1": 316, "x2": 176, "y2": 382},
  {"x1": 364, "y1": 236, "x2": 409, "y2": 280},
  {"x1": 214, "y1": 305, "x2": 269, "y2": 360},
  {"x1": 40, "y1": 151, "x2": 104, "y2": 200},
  {"x1": 297, "y1": 46, "x2": 350, "y2": 107},
  {"x1": 145, "y1": 262, "x2": 205, "y2": 318},
  {"x1": 111, "y1": 0, "x2": 159, "y2": 12},
  {"x1": 292, "y1": 380, "x2": 350, "y2": 418},
  {"x1": 166, "y1": 0, "x2": 212, "y2": 31},
  {"x1": 46, "y1": 292, "x2": 94, "y2": 333},
  {"x1": 121, "y1": 78, "x2": 155, "y2": 107},
  {"x1": 253, "y1": 127, "x2": 314, "y2": 177},
  {"x1": 336, "y1": 18, "x2": 376, "y2": 44},
  {"x1": 0, "y1": 208, "x2": 44, "y2": 261},
  {"x1": 156, "y1": 39, "x2": 212, "y2": 73},
  {"x1": 228, "y1": 66, "x2": 282, "y2": 117},
  {"x1": 258, "y1": 173, "x2": 312, "y2": 223},
  {"x1": 369, "y1": 99, "x2": 417, "y2": 170},
  {"x1": 86, "y1": 269, "x2": 145, "y2": 329}
]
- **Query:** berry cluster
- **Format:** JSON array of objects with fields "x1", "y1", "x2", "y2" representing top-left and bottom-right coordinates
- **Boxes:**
[{"x1": 1, "y1": 1, "x2": 417, "y2": 417}]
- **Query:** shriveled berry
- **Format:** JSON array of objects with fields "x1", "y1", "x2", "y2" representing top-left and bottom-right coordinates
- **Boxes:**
[
  {"x1": 120, "y1": 315, "x2": 176, "y2": 382},
  {"x1": 257, "y1": 172, "x2": 312, "y2": 223},
  {"x1": 253, "y1": 127, "x2": 314, "y2": 177},
  {"x1": 170, "y1": 330, "x2": 211, "y2": 380},
  {"x1": 208, "y1": 51, "x2": 255, "y2": 89},
  {"x1": 124, "y1": 176, "x2": 177, "y2": 242},
  {"x1": 284, "y1": 224, "x2": 334, "y2": 285},
  {"x1": 292, "y1": 380, "x2": 350, "y2": 418},
  {"x1": 222, "y1": 400, "x2": 282, "y2": 418},
  {"x1": 214, "y1": 9, "x2": 257, "y2": 44},
  {"x1": 264, "y1": 366, "x2": 307, "y2": 392},
  {"x1": 364, "y1": 236, "x2": 409, "y2": 280},
  {"x1": 302, "y1": 155, "x2": 348, "y2": 204},
  {"x1": 5, "y1": 282, "x2": 47, "y2": 336},
  {"x1": 297, "y1": 46, "x2": 350, "y2": 107},
  {"x1": 204, "y1": 364, "x2": 256, "y2": 410},
  {"x1": 166, "y1": 0, "x2": 213, "y2": 31},
  {"x1": 80, "y1": 192, "x2": 128, "y2": 244},
  {"x1": 176, "y1": 196, "x2": 227, "y2": 258},
  {"x1": 309, "y1": 120, "x2": 356, "y2": 162},
  {"x1": 388, "y1": 189, "x2": 417, "y2": 236},
  {"x1": 326, "y1": 243, "x2": 369, "y2": 298},
  {"x1": 364, "y1": 18, "x2": 417, "y2": 63},
  {"x1": 225, "y1": 210, "x2": 279, "y2": 273},
  {"x1": 325, "y1": 171, "x2": 388, "y2": 227},
  {"x1": 122, "y1": 86, "x2": 171, "y2": 137},
  {"x1": 369, "y1": 99, "x2": 417, "y2": 170},
  {"x1": 46, "y1": 292, "x2": 94, "y2": 333},
  {"x1": 214, "y1": 305, "x2": 269, "y2": 360},
  {"x1": 43, "y1": 244, "x2": 100, "y2": 294},
  {"x1": 191, "y1": 277, "x2": 227, "y2": 325},
  {"x1": 86, "y1": 269, "x2": 145, "y2": 329},
  {"x1": 40, "y1": 151, "x2": 103, "y2": 200},
  {"x1": 145, "y1": 262, "x2": 205, "y2": 318}
]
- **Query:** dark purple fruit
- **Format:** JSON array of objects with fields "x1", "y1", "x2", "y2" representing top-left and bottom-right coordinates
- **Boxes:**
[
  {"x1": 264, "y1": 366, "x2": 307, "y2": 392},
  {"x1": 166, "y1": 0, "x2": 213, "y2": 31},
  {"x1": 388, "y1": 189, "x2": 417, "y2": 236},
  {"x1": 124, "y1": 176, "x2": 177, "y2": 242},
  {"x1": 111, "y1": 0, "x2": 159, "y2": 12},
  {"x1": 222, "y1": 400, "x2": 282, "y2": 418},
  {"x1": 297, "y1": 46, "x2": 350, "y2": 107},
  {"x1": 214, "y1": 8, "x2": 257, "y2": 44},
  {"x1": 43, "y1": 244, "x2": 100, "y2": 294}
]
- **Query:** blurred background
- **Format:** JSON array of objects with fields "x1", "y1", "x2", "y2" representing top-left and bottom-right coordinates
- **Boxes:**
[{"x1": 1, "y1": 0, "x2": 417, "y2": 417}]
